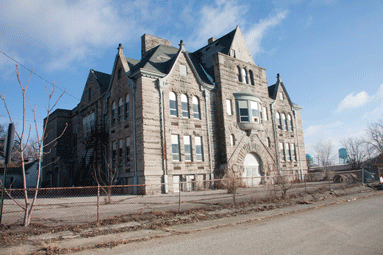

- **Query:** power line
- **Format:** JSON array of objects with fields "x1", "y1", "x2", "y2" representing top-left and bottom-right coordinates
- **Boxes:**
[{"x1": 0, "y1": 50, "x2": 81, "y2": 102}]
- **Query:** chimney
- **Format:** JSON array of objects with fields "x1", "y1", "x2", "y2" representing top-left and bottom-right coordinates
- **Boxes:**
[
  {"x1": 208, "y1": 37, "x2": 216, "y2": 44},
  {"x1": 141, "y1": 34, "x2": 171, "y2": 59}
]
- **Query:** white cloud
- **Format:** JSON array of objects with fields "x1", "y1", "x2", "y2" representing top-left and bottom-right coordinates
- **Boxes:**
[
  {"x1": 187, "y1": 0, "x2": 288, "y2": 56},
  {"x1": 336, "y1": 91, "x2": 370, "y2": 112},
  {"x1": 187, "y1": 0, "x2": 246, "y2": 48},
  {"x1": 243, "y1": 10, "x2": 288, "y2": 55},
  {"x1": 304, "y1": 121, "x2": 342, "y2": 137},
  {"x1": 0, "y1": 0, "x2": 146, "y2": 71}
]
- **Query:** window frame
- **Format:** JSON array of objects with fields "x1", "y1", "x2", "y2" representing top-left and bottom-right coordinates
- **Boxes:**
[
  {"x1": 192, "y1": 96, "x2": 200, "y2": 119},
  {"x1": 125, "y1": 94, "x2": 129, "y2": 120},
  {"x1": 195, "y1": 136, "x2": 204, "y2": 161},
  {"x1": 181, "y1": 94, "x2": 189, "y2": 118},
  {"x1": 169, "y1": 92, "x2": 178, "y2": 117},
  {"x1": 171, "y1": 134, "x2": 180, "y2": 161},
  {"x1": 111, "y1": 101, "x2": 116, "y2": 125},
  {"x1": 126, "y1": 137, "x2": 131, "y2": 166},
  {"x1": 118, "y1": 98, "x2": 123, "y2": 123},
  {"x1": 184, "y1": 135, "x2": 192, "y2": 162}
]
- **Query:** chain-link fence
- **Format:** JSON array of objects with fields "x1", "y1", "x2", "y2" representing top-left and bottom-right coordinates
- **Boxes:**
[{"x1": 0, "y1": 170, "x2": 366, "y2": 227}]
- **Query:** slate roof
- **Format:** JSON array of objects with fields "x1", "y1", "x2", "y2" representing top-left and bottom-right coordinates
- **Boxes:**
[
  {"x1": 125, "y1": 44, "x2": 214, "y2": 86},
  {"x1": 129, "y1": 45, "x2": 179, "y2": 76},
  {"x1": 92, "y1": 70, "x2": 111, "y2": 94},
  {"x1": 268, "y1": 74, "x2": 294, "y2": 106},
  {"x1": 192, "y1": 28, "x2": 237, "y2": 81}
]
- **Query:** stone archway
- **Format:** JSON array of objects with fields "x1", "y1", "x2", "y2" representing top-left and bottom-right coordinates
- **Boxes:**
[{"x1": 243, "y1": 152, "x2": 263, "y2": 186}]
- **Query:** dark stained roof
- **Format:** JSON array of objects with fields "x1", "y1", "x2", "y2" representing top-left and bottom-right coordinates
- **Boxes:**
[
  {"x1": 191, "y1": 28, "x2": 237, "y2": 81},
  {"x1": 268, "y1": 74, "x2": 294, "y2": 106},
  {"x1": 129, "y1": 45, "x2": 179, "y2": 76},
  {"x1": 92, "y1": 70, "x2": 111, "y2": 94},
  {"x1": 268, "y1": 84, "x2": 277, "y2": 99}
]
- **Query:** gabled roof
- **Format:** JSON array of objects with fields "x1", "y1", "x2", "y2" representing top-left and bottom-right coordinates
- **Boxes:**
[
  {"x1": 192, "y1": 28, "x2": 237, "y2": 80},
  {"x1": 0, "y1": 160, "x2": 38, "y2": 175},
  {"x1": 129, "y1": 44, "x2": 179, "y2": 76},
  {"x1": 268, "y1": 74, "x2": 294, "y2": 107},
  {"x1": 91, "y1": 70, "x2": 111, "y2": 94}
]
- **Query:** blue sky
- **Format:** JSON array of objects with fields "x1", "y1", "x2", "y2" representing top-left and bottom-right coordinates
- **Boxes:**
[{"x1": 1, "y1": 0, "x2": 382, "y2": 159}]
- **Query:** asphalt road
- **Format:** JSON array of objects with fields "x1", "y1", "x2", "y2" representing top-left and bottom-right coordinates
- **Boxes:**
[{"x1": 88, "y1": 195, "x2": 383, "y2": 255}]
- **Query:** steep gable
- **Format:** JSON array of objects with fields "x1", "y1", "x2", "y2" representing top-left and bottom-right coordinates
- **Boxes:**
[{"x1": 192, "y1": 26, "x2": 255, "y2": 82}]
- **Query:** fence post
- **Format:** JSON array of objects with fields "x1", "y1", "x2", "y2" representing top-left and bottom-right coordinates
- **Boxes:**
[
  {"x1": 178, "y1": 182, "x2": 181, "y2": 212},
  {"x1": 304, "y1": 173, "x2": 307, "y2": 192},
  {"x1": 232, "y1": 176, "x2": 236, "y2": 205},
  {"x1": 97, "y1": 185, "x2": 100, "y2": 223},
  {"x1": 328, "y1": 170, "x2": 331, "y2": 190},
  {"x1": 362, "y1": 168, "x2": 365, "y2": 185}
]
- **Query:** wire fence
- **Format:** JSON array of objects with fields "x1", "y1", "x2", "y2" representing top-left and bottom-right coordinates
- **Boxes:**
[{"x1": 0, "y1": 169, "x2": 369, "y2": 227}]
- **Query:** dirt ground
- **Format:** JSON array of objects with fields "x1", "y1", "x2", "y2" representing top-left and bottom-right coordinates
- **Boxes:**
[{"x1": 0, "y1": 184, "x2": 380, "y2": 254}]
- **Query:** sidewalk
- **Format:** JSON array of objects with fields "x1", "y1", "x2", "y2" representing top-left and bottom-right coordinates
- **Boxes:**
[{"x1": 2, "y1": 186, "x2": 382, "y2": 255}]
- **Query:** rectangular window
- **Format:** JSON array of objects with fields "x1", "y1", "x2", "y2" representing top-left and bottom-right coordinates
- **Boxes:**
[
  {"x1": 125, "y1": 95, "x2": 129, "y2": 119},
  {"x1": 112, "y1": 141, "x2": 117, "y2": 168},
  {"x1": 171, "y1": 135, "x2": 180, "y2": 161},
  {"x1": 180, "y1": 64, "x2": 187, "y2": 76},
  {"x1": 195, "y1": 136, "x2": 203, "y2": 161},
  {"x1": 184, "y1": 136, "x2": 192, "y2": 162},
  {"x1": 126, "y1": 137, "x2": 131, "y2": 166},
  {"x1": 251, "y1": 101, "x2": 259, "y2": 122},
  {"x1": 118, "y1": 139, "x2": 123, "y2": 166},
  {"x1": 291, "y1": 144, "x2": 297, "y2": 161},
  {"x1": 280, "y1": 142, "x2": 285, "y2": 161},
  {"x1": 286, "y1": 142, "x2": 291, "y2": 161},
  {"x1": 238, "y1": 100, "x2": 249, "y2": 122},
  {"x1": 263, "y1": 107, "x2": 268, "y2": 121},
  {"x1": 226, "y1": 99, "x2": 232, "y2": 115}
]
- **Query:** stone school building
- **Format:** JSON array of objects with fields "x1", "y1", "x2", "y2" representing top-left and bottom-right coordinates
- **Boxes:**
[{"x1": 42, "y1": 27, "x2": 307, "y2": 193}]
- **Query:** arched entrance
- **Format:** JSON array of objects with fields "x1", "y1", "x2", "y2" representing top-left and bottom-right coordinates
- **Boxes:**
[{"x1": 243, "y1": 153, "x2": 263, "y2": 186}]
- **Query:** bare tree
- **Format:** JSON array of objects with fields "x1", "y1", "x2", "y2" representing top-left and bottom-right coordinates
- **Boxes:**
[
  {"x1": 314, "y1": 140, "x2": 335, "y2": 167},
  {"x1": 366, "y1": 120, "x2": 383, "y2": 156},
  {"x1": 92, "y1": 154, "x2": 118, "y2": 204},
  {"x1": 341, "y1": 137, "x2": 367, "y2": 169},
  {"x1": 0, "y1": 66, "x2": 66, "y2": 226}
]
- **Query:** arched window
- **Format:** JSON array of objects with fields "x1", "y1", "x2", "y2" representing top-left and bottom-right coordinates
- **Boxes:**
[
  {"x1": 281, "y1": 113, "x2": 286, "y2": 130},
  {"x1": 118, "y1": 98, "x2": 123, "y2": 122},
  {"x1": 112, "y1": 101, "x2": 116, "y2": 125},
  {"x1": 193, "y1": 96, "x2": 200, "y2": 119},
  {"x1": 125, "y1": 94, "x2": 129, "y2": 119},
  {"x1": 181, "y1": 94, "x2": 189, "y2": 118},
  {"x1": 237, "y1": 66, "x2": 242, "y2": 82},
  {"x1": 230, "y1": 134, "x2": 235, "y2": 146},
  {"x1": 241, "y1": 68, "x2": 247, "y2": 84},
  {"x1": 275, "y1": 112, "x2": 281, "y2": 129},
  {"x1": 169, "y1": 92, "x2": 177, "y2": 116},
  {"x1": 267, "y1": 137, "x2": 271, "y2": 147},
  {"x1": 288, "y1": 114, "x2": 293, "y2": 131},
  {"x1": 249, "y1": 70, "x2": 255, "y2": 85}
]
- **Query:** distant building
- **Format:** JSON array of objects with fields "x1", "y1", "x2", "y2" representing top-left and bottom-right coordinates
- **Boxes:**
[
  {"x1": 42, "y1": 27, "x2": 307, "y2": 193},
  {"x1": 0, "y1": 160, "x2": 39, "y2": 188}
]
